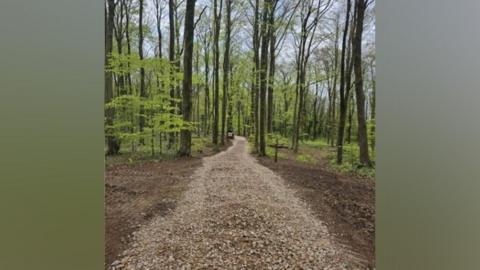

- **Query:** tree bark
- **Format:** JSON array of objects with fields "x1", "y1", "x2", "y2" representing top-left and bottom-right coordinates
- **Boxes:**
[
  {"x1": 336, "y1": 0, "x2": 352, "y2": 164},
  {"x1": 353, "y1": 0, "x2": 372, "y2": 167},
  {"x1": 168, "y1": 0, "x2": 176, "y2": 149},
  {"x1": 221, "y1": 0, "x2": 232, "y2": 145},
  {"x1": 105, "y1": 0, "x2": 120, "y2": 155},
  {"x1": 179, "y1": 0, "x2": 196, "y2": 156},
  {"x1": 124, "y1": 0, "x2": 133, "y2": 93},
  {"x1": 251, "y1": 0, "x2": 260, "y2": 151},
  {"x1": 212, "y1": 0, "x2": 223, "y2": 145},
  {"x1": 258, "y1": 0, "x2": 272, "y2": 156},
  {"x1": 138, "y1": 0, "x2": 146, "y2": 139},
  {"x1": 203, "y1": 32, "x2": 211, "y2": 136},
  {"x1": 267, "y1": 3, "x2": 276, "y2": 134}
]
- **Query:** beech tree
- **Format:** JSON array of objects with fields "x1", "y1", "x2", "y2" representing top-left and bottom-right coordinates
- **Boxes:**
[
  {"x1": 179, "y1": 0, "x2": 196, "y2": 156},
  {"x1": 103, "y1": 0, "x2": 376, "y2": 171},
  {"x1": 352, "y1": 0, "x2": 372, "y2": 167},
  {"x1": 105, "y1": 0, "x2": 120, "y2": 155}
]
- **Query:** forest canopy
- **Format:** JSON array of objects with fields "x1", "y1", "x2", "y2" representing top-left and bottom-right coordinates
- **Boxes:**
[{"x1": 104, "y1": 0, "x2": 375, "y2": 168}]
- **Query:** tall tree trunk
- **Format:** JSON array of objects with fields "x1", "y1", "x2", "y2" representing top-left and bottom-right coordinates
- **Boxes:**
[
  {"x1": 312, "y1": 82, "x2": 319, "y2": 139},
  {"x1": 154, "y1": 0, "x2": 163, "y2": 59},
  {"x1": 114, "y1": 0, "x2": 126, "y2": 95},
  {"x1": 124, "y1": 0, "x2": 133, "y2": 93},
  {"x1": 179, "y1": 0, "x2": 196, "y2": 156},
  {"x1": 346, "y1": 91, "x2": 354, "y2": 143},
  {"x1": 227, "y1": 66, "x2": 234, "y2": 132},
  {"x1": 258, "y1": 0, "x2": 272, "y2": 156},
  {"x1": 369, "y1": 57, "x2": 376, "y2": 152},
  {"x1": 336, "y1": 0, "x2": 352, "y2": 164},
  {"x1": 138, "y1": 0, "x2": 146, "y2": 140},
  {"x1": 353, "y1": 0, "x2": 372, "y2": 167},
  {"x1": 330, "y1": 18, "x2": 339, "y2": 147},
  {"x1": 168, "y1": 0, "x2": 176, "y2": 149},
  {"x1": 221, "y1": 0, "x2": 232, "y2": 145},
  {"x1": 203, "y1": 34, "x2": 211, "y2": 136},
  {"x1": 105, "y1": 0, "x2": 120, "y2": 155},
  {"x1": 212, "y1": 0, "x2": 223, "y2": 145},
  {"x1": 266, "y1": 3, "x2": 276, "y2": 134},
  {"x1": 195, "y1": 46, "x2": 201, "y2": 136},
  {"x1": 251, "y1": 0, "x2": 260, "y2": 151},
  {"x1": 154, "y1": 0, "x2": 164, "y2": 95}
]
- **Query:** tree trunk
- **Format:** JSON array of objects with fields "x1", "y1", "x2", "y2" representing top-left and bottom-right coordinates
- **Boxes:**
[
  {"x1": 353, "y1": 0, "x2": 372, "y2": 167},
  {"x1": 203, "y1": 34, "x2": 211, "y2": 136},
  {"x1": 251, "y1": 0, "x2": 260, "y2": 151},
  {"x1": 124, "y1": 0, "x2": 133, "y2": 93},
  {"x1": 168, "y1": 0, "x2": 176, "y2": 149},
  {"x1": 138, "y1": 0, "x2": 146, "y2": 140},
  {"x1": 369, "y1": 57, "x2": 376, "y2": 152},
  {"x1": 336, "y1": 0, "x2": 352, "y2": 164},
  {"x1": 212, "y1": 0, "x2": 223, "y2": 145},
  {"x1": 221, "y1": 0, "x2": 232, "y2": 145},
  {"x1": 179, "y1": 0, "x2": 196, "y2": 156},
  {"x1": 258, "y1": 0, "x2": 272, "y2": 156},
  {"x1": 267, "y1": 4, "x2": 276, "y2": 134},
  {"x1": 105, "y1": 0, "x2": 120, "y2": 155},
  {"x1": 114, "y1": 0, "x2": 126, "y2": 95}
]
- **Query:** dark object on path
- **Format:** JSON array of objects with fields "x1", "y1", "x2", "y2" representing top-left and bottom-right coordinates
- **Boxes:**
[{"x1": 227, "y1": 130, "x2": 234, "y2": 139}]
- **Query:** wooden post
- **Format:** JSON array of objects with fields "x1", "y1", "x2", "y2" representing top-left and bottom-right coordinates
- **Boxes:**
[{"x1": 274, "y1": 137, "x2": 278, "y2": 162}]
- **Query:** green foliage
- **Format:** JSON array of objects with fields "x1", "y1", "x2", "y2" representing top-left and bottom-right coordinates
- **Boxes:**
[
  {"x1": 105, "y1": 52, "x2": 196, "y2": 156},
  {"x1": 265, "y1": 146, "x2": 287, "y2": 159},
  {"x1": 266, "y1": 133, "x2": 289, "y2": 146},
  {"x1": 303, "y1": 139, "x2": 375, "y2": 179},
  {"x1": 296, "y1": 153, "x2": 317, "y2": 164}
]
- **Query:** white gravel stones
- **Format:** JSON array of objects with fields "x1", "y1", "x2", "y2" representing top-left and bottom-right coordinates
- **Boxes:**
[{"x1": 109, "y1": 137, "x2": 358, "y2": 270}]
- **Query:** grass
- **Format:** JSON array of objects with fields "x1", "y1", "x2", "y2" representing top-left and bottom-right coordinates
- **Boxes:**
[
  {"x1": 266, "y1": 146, "x2": 287, "y2": 159},
  {"x1": 249, "y1": 134, "x2": 375, "y2": 179},
  {"x1": 295, "y1": 153, "x2": 317, "y2": 164},
  {"x1": 303, "y1": 138, "x2": 375, "y2": 178},
  {"x1": 106, "y1": 136, "x2": 214, "y2": 166}
]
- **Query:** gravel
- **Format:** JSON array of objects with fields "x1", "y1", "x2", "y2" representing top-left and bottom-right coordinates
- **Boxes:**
[{"x1": 109, "y1": 137, "x2": 357, "y2": 270}]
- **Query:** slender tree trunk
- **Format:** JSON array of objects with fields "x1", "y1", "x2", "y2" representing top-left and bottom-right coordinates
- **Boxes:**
[
  {"x1": 251, "y1": 0, "x2": 260, "y2": 151},
  {"x1": 203, "y1": 35, "x2": 211, "y2": 136},
  {"x1": 330, "y1": 19, "x2": 339, "y2": 147},
  {"x1": 237, "y1": 100, "x2": 241, "y2": 134},
  {"x1": 114, "y1": 1, "x2": 126, "y2": 95},
  {"x1": 283, "y1": 87, "x2": 289, "y2": 136},
  {"x1": 154, "y1": 0, "x2": 163, "y2": 59},
  {"x1": 267, "y1": 4, "x2": 276, "y2": 134},
  {"x1": 138, "y1": 0, "x2": 146, "y2": 141},
  {"x1": 346, "y1": 91, "x2": 354, "y2": 143},
  {"x1": 312, "y1": 82, "x2": 319, "y2": 139},
  {"x1": 195, "y1": 47, "x2": 201, "y2": 136},
  {"x1": 212, "y1": 0, "x2": 223, "y2": 145},
  {"x1": 336, "y1": 0, "x2": 352, "y2": 164},
  {"x1": 369, "y1": 58, "x2": 376, "y2": 152},
  {"x1": 105, "y1": 0, "x2": 120, "y2": 155},
  {"x1": 168, "y1": 0, "x2": 176, "y2": 149},
  {"x1": 221, "y1": 0, "x2": 232, "y2": 145},
  {"x1": 124, "y1": 0, "x2": 133, "y2": 93},
  {"x1": 353, "y1": 0, "x2": 372, "y2": 167},
  {"x1": 258, "y1": 0, "x2": 272, "y2": 156},
  {"x1": 179, "y1": 0, "x2": 196, "y2": 156}
]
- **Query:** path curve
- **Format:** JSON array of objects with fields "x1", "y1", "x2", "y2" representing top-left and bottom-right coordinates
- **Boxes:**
[{"x1": 110, "y1": 137, "x2": 349, "y2": 270}]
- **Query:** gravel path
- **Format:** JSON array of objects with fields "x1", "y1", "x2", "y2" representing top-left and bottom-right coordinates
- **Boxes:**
[{"x1": 110, "y1": 137, "x2": 352, "y2": 270}]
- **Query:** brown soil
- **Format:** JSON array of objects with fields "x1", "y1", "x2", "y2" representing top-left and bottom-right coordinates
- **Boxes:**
[
  {"x1": 257, "y1": 147, "x2": 375, "y2": 269},
  {"x1": 110, "y1": 137, "x2": 356, "y2": 270},
  {"x1": 105, "y1": 141, "x2": 231, "y2": 268}
]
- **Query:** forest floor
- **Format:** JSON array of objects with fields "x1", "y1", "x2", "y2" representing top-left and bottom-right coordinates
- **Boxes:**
[
  {"x1": 106, "y1": 137, "x2": 373, "y2": 270},
  {"x1": 257, "y1": 144, "x2": 375, "y2": 269},
  {"x1": 105, "y1": 140, "x2": 232, "y2": 268}
]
